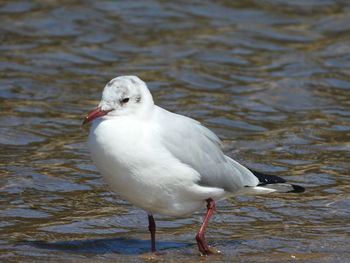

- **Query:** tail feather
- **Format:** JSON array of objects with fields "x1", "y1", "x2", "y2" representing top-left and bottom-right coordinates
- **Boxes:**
[
  {"x1": 249, "y1": 169, "x2": 305, "y2": 193},
  {"x1": 257, "y1": 183, "x2": 305, "y2": 193}
]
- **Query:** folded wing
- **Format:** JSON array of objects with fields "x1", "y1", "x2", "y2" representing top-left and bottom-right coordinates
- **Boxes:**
[{"x1": 154, "y1": 106, "x2": 259, "y2": 193}]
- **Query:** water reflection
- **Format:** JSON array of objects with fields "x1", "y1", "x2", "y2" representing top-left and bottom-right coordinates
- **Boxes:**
[{"x1": 24, "y1": 237, "x2": 189, "y2": 254}]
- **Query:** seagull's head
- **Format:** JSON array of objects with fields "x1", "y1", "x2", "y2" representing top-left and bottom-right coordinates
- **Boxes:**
[{"x1": 83, "y1": 75, "x2": 154, "y2": 125}]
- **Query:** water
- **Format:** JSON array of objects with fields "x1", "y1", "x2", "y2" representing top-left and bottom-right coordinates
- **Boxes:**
[{"x1": 1, "y1": 0, "x2": 349, "y2": 262}]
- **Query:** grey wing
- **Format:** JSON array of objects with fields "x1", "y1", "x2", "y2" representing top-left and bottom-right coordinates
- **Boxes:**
[{"x1": 155, "y1": 107, "x2": 259, "y2": 192}]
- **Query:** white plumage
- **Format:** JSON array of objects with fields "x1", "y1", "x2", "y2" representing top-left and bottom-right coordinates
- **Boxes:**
[
  {"x1": 87, "y1": 75, "x2": 266, "y2": 215},
  {"x1": 83, "y1": 75, "x2": 304, "y2": 255}
]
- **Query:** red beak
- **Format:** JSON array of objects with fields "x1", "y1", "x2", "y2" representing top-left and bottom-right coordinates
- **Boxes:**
[{"x1": 82, "y1": 107, "x2": 112, "y2": 125}]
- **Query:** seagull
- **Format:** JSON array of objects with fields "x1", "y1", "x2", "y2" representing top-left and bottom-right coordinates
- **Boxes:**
[{"x1": 82, "y1": 75, "x2": 305, "y2": 255}]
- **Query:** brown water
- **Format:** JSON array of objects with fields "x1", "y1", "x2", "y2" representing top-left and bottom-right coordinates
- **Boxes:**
[{"x1": 1, "y1": 1, "x2": 350, "y2": 262}]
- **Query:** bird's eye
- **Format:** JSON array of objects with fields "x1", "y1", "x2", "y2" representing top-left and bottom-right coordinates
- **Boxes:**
[{"x1": 121, "y1": 98, "x2": 129, "y2": 103}]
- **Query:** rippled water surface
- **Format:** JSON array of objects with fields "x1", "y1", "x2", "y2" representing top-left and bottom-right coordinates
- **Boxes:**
[{"x1": 1, "y1": 0, "x2": 350, "y2": 262}]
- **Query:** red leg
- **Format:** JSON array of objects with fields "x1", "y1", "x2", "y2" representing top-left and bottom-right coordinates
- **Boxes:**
[
  {"x1": 148, "y1": 214, "x2": 156, "y2": 252},
  {"x1": 195, "y1": 198, "x2": 215, "y2": 255}
]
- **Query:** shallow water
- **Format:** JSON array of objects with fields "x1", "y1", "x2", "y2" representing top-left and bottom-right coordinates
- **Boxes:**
[{"x1": 1, "y1": 0, "x2": 350, "y2": 262}]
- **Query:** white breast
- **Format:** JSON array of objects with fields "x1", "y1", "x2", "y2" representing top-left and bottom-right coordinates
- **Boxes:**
[{"x1": 88, "y1": 117, "x2": 226, "y2": 216}]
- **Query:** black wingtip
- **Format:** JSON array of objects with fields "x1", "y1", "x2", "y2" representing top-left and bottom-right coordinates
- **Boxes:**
[
  {"x1": 250, "y1": 169, "x2": 305, "y2": 193},
  {"x1": 288, "y1": 184, "x2": 305, "y2": 193},
  {"x1": 249, "y1": 169, "x2": 286, "y2": 185}
]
